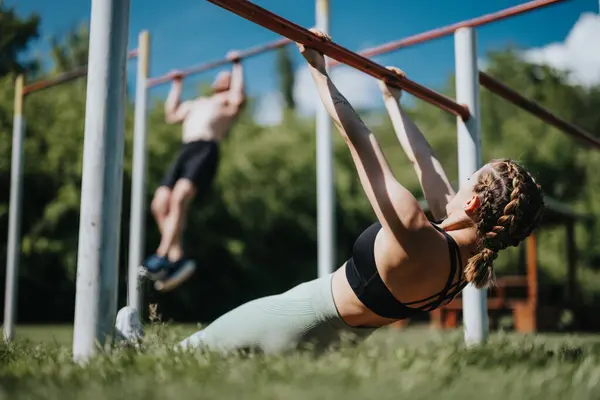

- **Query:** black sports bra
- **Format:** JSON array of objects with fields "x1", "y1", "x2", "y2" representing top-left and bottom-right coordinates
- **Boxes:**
[{"x1": 345, "y1": 221, "x2": 467, "y2": 320}]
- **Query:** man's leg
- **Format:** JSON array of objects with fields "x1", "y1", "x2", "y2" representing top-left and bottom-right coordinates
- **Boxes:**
[
  {"x1": 141, "y1": 180, "x2": 196, "y2": 290},
  {"x1": 151, "y1": 186, "x2": 172, "y2": 233},
  {"x1": 155, "y1": 178, "x2": 197, "y2": 259},
  {"x1": 142, "y1": 142, "x2": 218, "y2": 290},
  {"x1": 140, "y1": 154, "x2": 181, "y2": 279},
  {"x1": 166, "y1": 199, "x2": 190, "y2": 262}
]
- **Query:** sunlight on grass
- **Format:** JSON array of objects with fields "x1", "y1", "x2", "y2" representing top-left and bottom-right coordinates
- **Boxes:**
[{"x1": 1, "y1": 325, "x2": 600, "y2": 399}]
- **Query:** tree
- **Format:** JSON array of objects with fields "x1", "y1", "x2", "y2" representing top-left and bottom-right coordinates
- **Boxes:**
[
  {"x1": 48, "y1": 23, "x2": 89, "y2": 73},
  {"x1": 3, "y1": 22, "x2": 600, "y2": 324},
  {"x1": 275, "y1": 46, "x2": 295, "y2": 110},
  {"x1": 0, "y1": 3, "x2": 40, "y2": 76}
]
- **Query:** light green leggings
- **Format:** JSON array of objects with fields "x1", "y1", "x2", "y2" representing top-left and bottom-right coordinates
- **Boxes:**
[{"x1": 178, "y1": 274, "x2": 376, "y2": 354}]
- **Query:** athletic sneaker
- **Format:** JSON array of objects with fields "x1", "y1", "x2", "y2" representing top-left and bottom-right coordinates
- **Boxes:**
[
  {"x1": 140, "y1": 255, "x2": 197, "y2": 292},
  {"x1": 152, "y1": 258, "x2": 197, "y2": 292},
  {"x1": 115, "y1": 306, "x2": 144, "y2": 345},
  {"x1": 139, "y1": 254, "x2": 170, "y2": 281}
]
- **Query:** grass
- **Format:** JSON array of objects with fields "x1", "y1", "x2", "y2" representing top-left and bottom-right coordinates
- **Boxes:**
[{"x1": 2, "y1": 324, "x2": 600, "y2": 400}]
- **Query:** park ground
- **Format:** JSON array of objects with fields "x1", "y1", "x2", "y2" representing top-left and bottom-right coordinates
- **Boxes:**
[{"x1": 1, "y1": 324, "x2": 600, "y2": 399}]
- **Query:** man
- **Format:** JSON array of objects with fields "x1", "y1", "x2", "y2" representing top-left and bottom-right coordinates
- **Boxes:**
[{"x1": 141, "y1": 50, "x2": 245, "y2": 291}]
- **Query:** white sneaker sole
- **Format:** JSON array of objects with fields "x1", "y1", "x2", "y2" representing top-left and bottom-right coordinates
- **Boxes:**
[
  {"x1": 154, "y1": 261, "x2": 196, "y2": 292},
  {"x1": 139, "y1": 264, "x2": 169, "y2": 281}
]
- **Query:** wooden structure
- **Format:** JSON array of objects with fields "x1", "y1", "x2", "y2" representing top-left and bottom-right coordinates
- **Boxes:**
[
  {"x1": 393, "y1": 196, "x2": 591, "y2": 333},
  {"x1": 430, "y1": 234, "x2": 543, "y2": 332}
]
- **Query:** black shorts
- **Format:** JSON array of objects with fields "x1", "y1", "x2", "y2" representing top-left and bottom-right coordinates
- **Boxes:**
[{"x1": 160, "y1": 140, "x2": 220, "y2": 193}]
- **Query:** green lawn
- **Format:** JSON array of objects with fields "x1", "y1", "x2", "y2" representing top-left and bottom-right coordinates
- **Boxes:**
[
  {"x1": 2, "y1": 324, "x2": 600, "y2": 399},
  {"x1": 13, "y1": 324, "x2": 201, "y2": 346}
]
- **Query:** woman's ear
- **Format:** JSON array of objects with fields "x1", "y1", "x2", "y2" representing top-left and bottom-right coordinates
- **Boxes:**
[{"x1": 464, "y1": 195, "x2": 481, "y2": 216}]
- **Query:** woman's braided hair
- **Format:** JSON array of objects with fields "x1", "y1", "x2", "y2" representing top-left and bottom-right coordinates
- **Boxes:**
[{"x1": 464, "y1": 159, "x2": 545, "y2": 289}]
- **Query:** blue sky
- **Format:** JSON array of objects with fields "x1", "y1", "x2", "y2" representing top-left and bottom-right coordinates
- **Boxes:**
[{"x1": 6, "y1": 0, "x2": 600, "y2": 118}]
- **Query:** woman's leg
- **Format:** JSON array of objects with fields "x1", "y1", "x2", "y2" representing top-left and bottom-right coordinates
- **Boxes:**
[
  {"x1": 176, "y1": 276, "x2": 376, "y2": 354},
  {"x1": 115, "y1": 284, "x2": 319, "y2": 354},
  {"x1": 175, "y1": 283, "x2": 320, "y2": 354},
  {"x1": 116, "y1": 275, "x2": 375, "y2": 354}
]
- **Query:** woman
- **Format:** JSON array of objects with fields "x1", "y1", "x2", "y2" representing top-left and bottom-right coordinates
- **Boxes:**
[{"x1": 116, "y1": 30, "x2": 545, "y2": 354}]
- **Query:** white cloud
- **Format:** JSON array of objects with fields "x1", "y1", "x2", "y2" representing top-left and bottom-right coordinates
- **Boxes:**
[
  {"x1": 522, "y1": 13, "x2": 600, "y2": 87},
  {"x1": 253, "y1": 92, "x2": 284, "y2": 126},
  {"x1": 293, "y1": 65, "x2": 381, "y2": 115}
]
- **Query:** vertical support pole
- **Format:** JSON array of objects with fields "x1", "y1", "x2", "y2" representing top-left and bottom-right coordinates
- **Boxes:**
[
  {"x1": 565, "y1": 221, "x2": 576, "y2": 303},
  {"x1": 455, "y1": 27, "x2": 487, "y2": 346},
  {"x1": 526, "y1": 233, "x2": 538, "y2": 306},
  {"x1": 315, "y1": 0, "x2": 335, "y2": 278},
  {"x1": 72, "y1": 0, "x2": 131, "y2": 362},
  {"x1": 4, "y1": 75, "x2": 25, "y2": 342},
  {"x1": 127, "y1": 30, "x2": 150, "y2": 312}
]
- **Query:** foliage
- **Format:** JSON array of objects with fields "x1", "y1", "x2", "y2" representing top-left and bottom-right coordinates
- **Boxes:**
[
  {"x1": 275, "y1": 46, "x2": 296, "y2": 110},
  {"x1": 0, "y1": 3, "x2": 40, "y2": 77},
  {"x1": 2, "y1": 326, "x2": 600, "y2": 399},
  {"x1": 49, "y1": 23, "x2": 89, "y2": 73},
  {"x1": 1, "y1": 7, "x2": 600, "y2": 324}
]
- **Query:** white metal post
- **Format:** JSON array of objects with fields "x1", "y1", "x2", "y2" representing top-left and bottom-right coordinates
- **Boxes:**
[
  {"x1": 315, "y1": 0, "x2": 335, "y2": 278},
  {"x1": 72, "y1": 0, "x2": 131, "y2": 362},
  {"x1": 455, "y1": 27, "x2": 487, "y2": 346},
  {"x1": 127, "y1": 30, "x2": 150, "y2": 312},
  {"x1": 4, "y1": 75, "x2": 25, "y2": 342}
]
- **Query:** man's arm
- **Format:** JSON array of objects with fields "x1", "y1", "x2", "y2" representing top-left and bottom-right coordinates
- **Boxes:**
[
  {"x1": 379, "y1": 67, "x2": 455, "y2": 221},
  {"x1": 226, "y1": 51, "x2": 245, "y2": 113},
  {"x1": 164, "y1": 73, "x2": 191, "y2": 124}
]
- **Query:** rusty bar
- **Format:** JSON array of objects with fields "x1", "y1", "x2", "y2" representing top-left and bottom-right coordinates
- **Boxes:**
[
  {"x1": 206, "y1": 0, "x2": 471, "y2": 120},
  {"x1": 147, "y1": 37, "x2": 291, "y2": 88},
  {"x1": 329, "y1": 0, "x2": 567, "y2": 67},
  {"x1": 23, "y1": 48, "x2": 139, "y2": 95},
  {"x1": 479, "y1": 71, "x2": 600, "y2": 149}
]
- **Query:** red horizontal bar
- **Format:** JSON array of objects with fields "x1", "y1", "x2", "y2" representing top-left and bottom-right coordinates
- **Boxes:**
[
  {"x1": 206, "y1": 0, "x2": 471, "y2": 120},
  {"x1": 147, "y1": 37, "x2": 291, "y2": 88},
  {"x1": 23, "y1": 49, "x2": 139, "y2": 95},
  {"x1": 479, "y1": 72, "x2": 600, "y2": 150},
  {"x1": 329, "y1": 0, "x2": 568, "y2": 67}
]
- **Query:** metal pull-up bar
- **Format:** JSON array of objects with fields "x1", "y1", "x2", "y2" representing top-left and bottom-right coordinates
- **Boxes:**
[
  {"x1": 206, "y1": 0, "x2": 471, "y2": 121},
  {"x1": 479, "y1": 72, "x2": 600, "y2": 150},
  {"x1": 23, "y1": 49, "x2": 139, "y2": 95},
  {"x1": 329, "y1": 0, "x2": 568, "y2": 67},
  {"x1": 317, "y1": 0, "x2": 598, "y2": 150},
  {"x1": 147, "y1": 37, "x2": 291, "y2": 88}
]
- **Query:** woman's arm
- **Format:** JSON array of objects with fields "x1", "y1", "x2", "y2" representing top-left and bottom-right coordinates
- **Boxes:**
[
  {"x1": 378, "y1": 67, "x2": 455, "y2": 221},
  {"x1": 297, "y1": 31, "x2": 429, "y2": 240}
]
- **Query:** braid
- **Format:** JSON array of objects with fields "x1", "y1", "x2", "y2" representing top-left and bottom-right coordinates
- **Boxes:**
[
  {"x1": 464, "y1": 248, "x2": 497, "y2": 288},
  {"x1": 464, "y1": 160, "x2": 545, "y2": 289},
  {"x1": 500, "y1": 162, "x2": 543, "y2": 244},
  {"x1": 464, "y1": 172, "x2": 499, "y2": 289}
]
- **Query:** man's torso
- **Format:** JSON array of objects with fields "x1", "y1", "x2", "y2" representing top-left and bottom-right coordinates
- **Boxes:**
[{"x1": 182, "y1": 94, "x2": 235, "y2": 143}]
